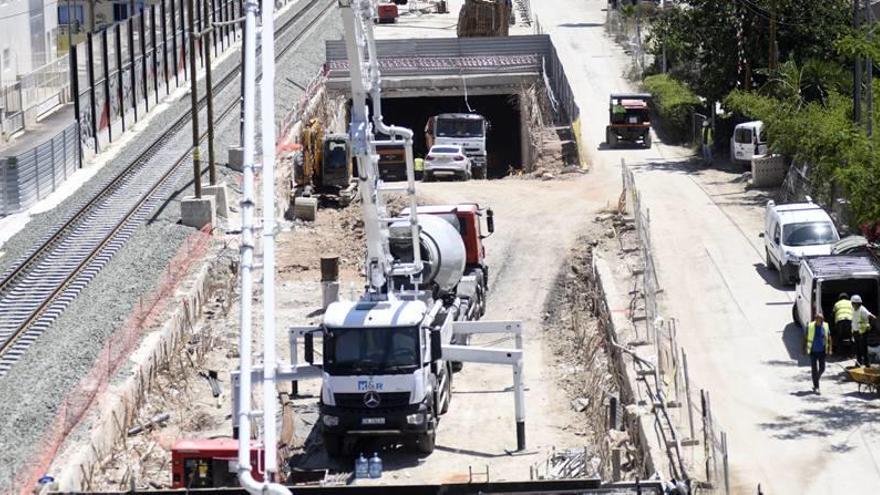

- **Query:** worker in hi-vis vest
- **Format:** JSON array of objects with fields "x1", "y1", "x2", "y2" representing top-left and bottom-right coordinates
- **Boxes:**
[
  {"x1": 805, "y1": 313, "x2": 832, "y2": 395},
  {"x1": 833, "y1": 292, "x2": 853, "y2": 342},
  {"x1": 850, "y1": 295, "x2": 876, "y2": 367}
]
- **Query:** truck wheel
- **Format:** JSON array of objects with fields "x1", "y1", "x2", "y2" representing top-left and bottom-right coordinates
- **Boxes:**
[
  {"x1": 416, "y1": 431, "x2": 436, "y2": 454},
  {"x1": 323, "y1": 434, "x2": 343, "y2": 458},
  {"x1": 609, "y1": 132, "x2": 618, "y2": 148},
  {"x1": 792, "y1": 303, "x2": 801, "y2": 328},
  {"x1": 473, "y1": 165, "x2": 486, "y2": 180},
  {"x1": 765, "y1": 248, "x2": 774, "y2": 270}
]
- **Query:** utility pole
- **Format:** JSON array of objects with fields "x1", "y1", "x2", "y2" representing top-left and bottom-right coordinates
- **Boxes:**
[
  {"x1": 855, "y1": 0, "x2": 863, "y2": 125},
  {"x1": 660, "y1": 0, "x2": 667, "y2": 73},
  {"x1": 187, "y1": 0, "x2": 202, "y2": 198},
  {"x1": 203, "y1": 0, "x2": 217, "y2": 184},
  {"x1": 768, "y1": 2, "x2": 777, "y2": 71},
  {"x1": 867, "y1": 0, "x2": 874, "y2": 137}
]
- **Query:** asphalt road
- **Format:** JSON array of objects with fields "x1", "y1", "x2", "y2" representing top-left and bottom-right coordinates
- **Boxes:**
[{"x1": 530, "y1": 0, "x2": 880, "y2": 492}]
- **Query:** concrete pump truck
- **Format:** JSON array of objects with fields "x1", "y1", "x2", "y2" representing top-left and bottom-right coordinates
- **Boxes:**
[
  {"x1": 229, "y1": 3, "x2": 526, "y2": 491},
  {"x1": 301, "y1": 0, "x2": 525, "y2": 458}
]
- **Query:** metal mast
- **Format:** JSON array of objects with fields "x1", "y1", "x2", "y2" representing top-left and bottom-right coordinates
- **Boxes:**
[{"x1": 339, "y1": 0, "x2": 423, "y2": 298}]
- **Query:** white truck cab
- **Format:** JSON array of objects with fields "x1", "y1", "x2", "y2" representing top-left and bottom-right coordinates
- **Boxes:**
[
  {"x1": 318, "y1": 298, "x2": 454, "y2": 456},
  {"x1": 763, "y1": 199, "x2": 839, "y2": 285},
  {"x1": 730, "y1": 120, "x2": 768, "y2": 165}
]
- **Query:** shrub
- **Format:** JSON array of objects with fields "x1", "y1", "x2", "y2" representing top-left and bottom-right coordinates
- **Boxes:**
[{"x1": 642, "y1": 74, "x2": 701, "y2": 143}]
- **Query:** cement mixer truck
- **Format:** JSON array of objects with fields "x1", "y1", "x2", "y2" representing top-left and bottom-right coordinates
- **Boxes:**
[{"x1": 317, "y1": 204, "x2": 494, "y2": 456}]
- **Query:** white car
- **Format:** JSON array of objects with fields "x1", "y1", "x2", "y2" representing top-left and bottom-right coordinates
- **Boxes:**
[
  {"x1": 423, "y1": 145, "x2": 472, "y2": 181},
  {"x1": 761, "y1": 198, "x2": 840, "y2": 285}
]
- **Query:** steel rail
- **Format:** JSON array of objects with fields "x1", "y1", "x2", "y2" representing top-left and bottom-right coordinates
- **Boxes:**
[{"x1": 0, "y1": 0, "x2": 335, "y2": 375}]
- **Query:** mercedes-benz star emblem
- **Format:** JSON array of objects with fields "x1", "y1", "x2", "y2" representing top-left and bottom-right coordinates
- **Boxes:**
[{"x1": 363, "y1": 391, "x2": 381, "y2": 408}]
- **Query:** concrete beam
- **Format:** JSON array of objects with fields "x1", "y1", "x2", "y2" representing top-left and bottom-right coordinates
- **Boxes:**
[{"x1": 327, "y1": 72, "x2": 541, "y2": 97}]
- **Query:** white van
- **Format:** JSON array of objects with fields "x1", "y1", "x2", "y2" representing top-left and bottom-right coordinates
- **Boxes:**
[
  {"x1": 762, "y1": 198, "x2": 840, "y2": 285},
  {"x1": 730, "y1": 121, "x2": 768, "y2": 164}
]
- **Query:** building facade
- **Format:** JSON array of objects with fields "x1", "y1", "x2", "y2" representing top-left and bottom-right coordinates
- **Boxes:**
[{"x1": 0, "y1": 0, "x2": 59, "y2": 82}]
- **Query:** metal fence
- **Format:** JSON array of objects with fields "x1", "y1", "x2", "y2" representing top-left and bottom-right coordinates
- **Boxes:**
[
  {"x1": 620, "y1": 159, "x2": 731, "y2": 493},
  {"x1": 72, "y1": 0, "x2": 244, "y2": 156},
  {"x1": 0, "y1": 124, "x2": 80, "y2": 215}
]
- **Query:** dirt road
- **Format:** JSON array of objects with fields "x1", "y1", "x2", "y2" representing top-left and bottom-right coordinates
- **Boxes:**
[{"x1": 532, "y1": 0, "x2": 880, "y2": 492}]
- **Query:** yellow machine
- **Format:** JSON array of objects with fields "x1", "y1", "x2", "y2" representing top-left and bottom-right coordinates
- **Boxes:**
[{"x1": 293, "y1": 119, "x2": 357, "y2": 220}]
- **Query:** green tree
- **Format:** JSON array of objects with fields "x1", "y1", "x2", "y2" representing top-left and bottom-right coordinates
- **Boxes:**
[{"x1": 647, "y1": 0, "x2": 851, "y2": 102}]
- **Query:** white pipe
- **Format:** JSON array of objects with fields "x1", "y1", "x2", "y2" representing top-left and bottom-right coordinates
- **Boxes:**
[
  {"x1": 260, "y1": 0, "x2": 279, "y2": 484},
  {"x1": 237, "y1": 1, "x2": 288, "y2": 493},
  {"x1": 357, "y1": 4, "x2": 423, "y2": 279}
]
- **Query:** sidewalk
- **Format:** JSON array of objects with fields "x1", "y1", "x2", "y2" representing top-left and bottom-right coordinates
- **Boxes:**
[{"x1": 0, "y1": 105, "x2": 75, "y2": 157}]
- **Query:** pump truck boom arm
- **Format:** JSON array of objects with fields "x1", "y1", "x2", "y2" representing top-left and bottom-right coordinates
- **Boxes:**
[{"x1": 340, "y1": 0, "x2": 422, "y2": 296}]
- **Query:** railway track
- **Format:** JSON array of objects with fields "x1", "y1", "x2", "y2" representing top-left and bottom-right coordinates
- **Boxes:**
[{"x1": 0, "y1": 0, "x2": 335, "y2": 377}]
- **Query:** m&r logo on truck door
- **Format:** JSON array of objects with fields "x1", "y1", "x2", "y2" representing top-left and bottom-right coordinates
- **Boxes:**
[{"x1": 357, "y1": 380, "x2": 383, "y2": 391}]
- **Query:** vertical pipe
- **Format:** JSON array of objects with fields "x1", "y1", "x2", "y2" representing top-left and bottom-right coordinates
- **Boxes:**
[
  {"x1": 101, "y1": 30, "x2": 111, "y2": 142},
  {"x1": 196, "y1": 0, "x2": 204, "y2": 67},
  {"x1": 855, "y1": 0, "x2": 863, "y2": 124},
  {"x1": 69, "y1": 42, "x2": 82, "y2": 168},
  {"x1": 151, "y1": 5, "x2": 160, "y2": 102},
  {"x1": 187, "y1": 0, "x2": 201, "y2": 198},
  {"x1": 239, "y1": 21, "x2": 246, "y2": 146},
  {"x1": 128, "y1": 18, "x2": 137, "y2": 121},
  {"x1": 867, "y1": 0, "x2": 874, "y2": 137},
  {"x1": 115, "y1": 24, "x2": 125, "y2": 133},
  {"x1": 203, "y1": 0, "x2": 216, "y2": 184},
  {"x1": 237, "y1": 0, "x2": 257, "y2": 480},
  {"x1": 171, "y1": 0, "x2": 179, "y2": 86},
  {"x1": 161, "y1": 0, "x2": 170, "y2": 93},
  {"x1": 683, "y1": 349, "x2": 695, "y2": 442},
  {"x1": 140, "y1": 12, "x2": 149, "y2": 112},
  {"x1": 86, "y1": 33, "x2": 98, "y2": 153},
  {"x1": 261, "y1": 0, "x2": 278, "y2": 480},
  {"x1": 513, "y1": 359, "x2": 526, "y2": 450}
]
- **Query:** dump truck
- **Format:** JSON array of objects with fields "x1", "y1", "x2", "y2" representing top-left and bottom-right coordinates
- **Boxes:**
[
  {"x1": 606, "y1": 93, "x2": 652, "y2": 148},
  {"x1": 425, "y1": 113, "x2": 489, "y2": 179}
]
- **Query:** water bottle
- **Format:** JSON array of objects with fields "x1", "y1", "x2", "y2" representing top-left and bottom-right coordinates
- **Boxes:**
[
  {"x1": 355, "y1": 453, "x2": 369, "y2": 479},
  {"x1": 368, "y1": 452, "x2": 383, "y2": 479}
]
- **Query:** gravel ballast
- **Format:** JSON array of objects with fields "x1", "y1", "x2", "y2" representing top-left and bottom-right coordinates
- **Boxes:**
[{"x1": 0, "y1": 2, "x2": 342, "y2": 491}]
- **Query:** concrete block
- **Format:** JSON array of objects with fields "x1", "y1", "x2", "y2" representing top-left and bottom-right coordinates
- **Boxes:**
[
  {"x1": 751, "y1": 154, "x2": 787, "y2": 188},
  {"x1": 202, "y1": 183, "x2": 230, "y2": 218},
  {"x1": 227, "y1": 146, "x2": 244, "y2": 172},
  {"x1": 181, "y1": 195, "x2": 216, "y2": 229}
]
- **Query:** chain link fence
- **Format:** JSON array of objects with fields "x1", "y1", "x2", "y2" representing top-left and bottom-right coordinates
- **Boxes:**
[{"x1": 620, "y1": 159, "x2": 731, "y2": 493}]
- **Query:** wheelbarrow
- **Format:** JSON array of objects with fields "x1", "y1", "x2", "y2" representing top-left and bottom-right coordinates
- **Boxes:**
[{"x1": 847, "y1": 366, "x2": 880, "y2": 395}]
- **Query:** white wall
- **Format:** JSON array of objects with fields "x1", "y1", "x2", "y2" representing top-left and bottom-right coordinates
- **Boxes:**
[
  {"x1": 0, "y1": 0, "x2": 37, "y2": 79},
  {"x1": 0, "y1": 0, "x2": 59, "y2": 82}
]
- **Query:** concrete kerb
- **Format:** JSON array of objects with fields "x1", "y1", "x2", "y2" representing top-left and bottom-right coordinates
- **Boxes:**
[
  {"x1": 50, "y1": 248, "x2": 237, "y2": 491},
  {"x1": 593, "y1": 254, "x2": 668, "y2": 482}
]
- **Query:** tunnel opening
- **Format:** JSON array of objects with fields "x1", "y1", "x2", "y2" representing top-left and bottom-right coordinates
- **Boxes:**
[{"x1": 353, "y1": 94, "x2": 524, "y2": 179}]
